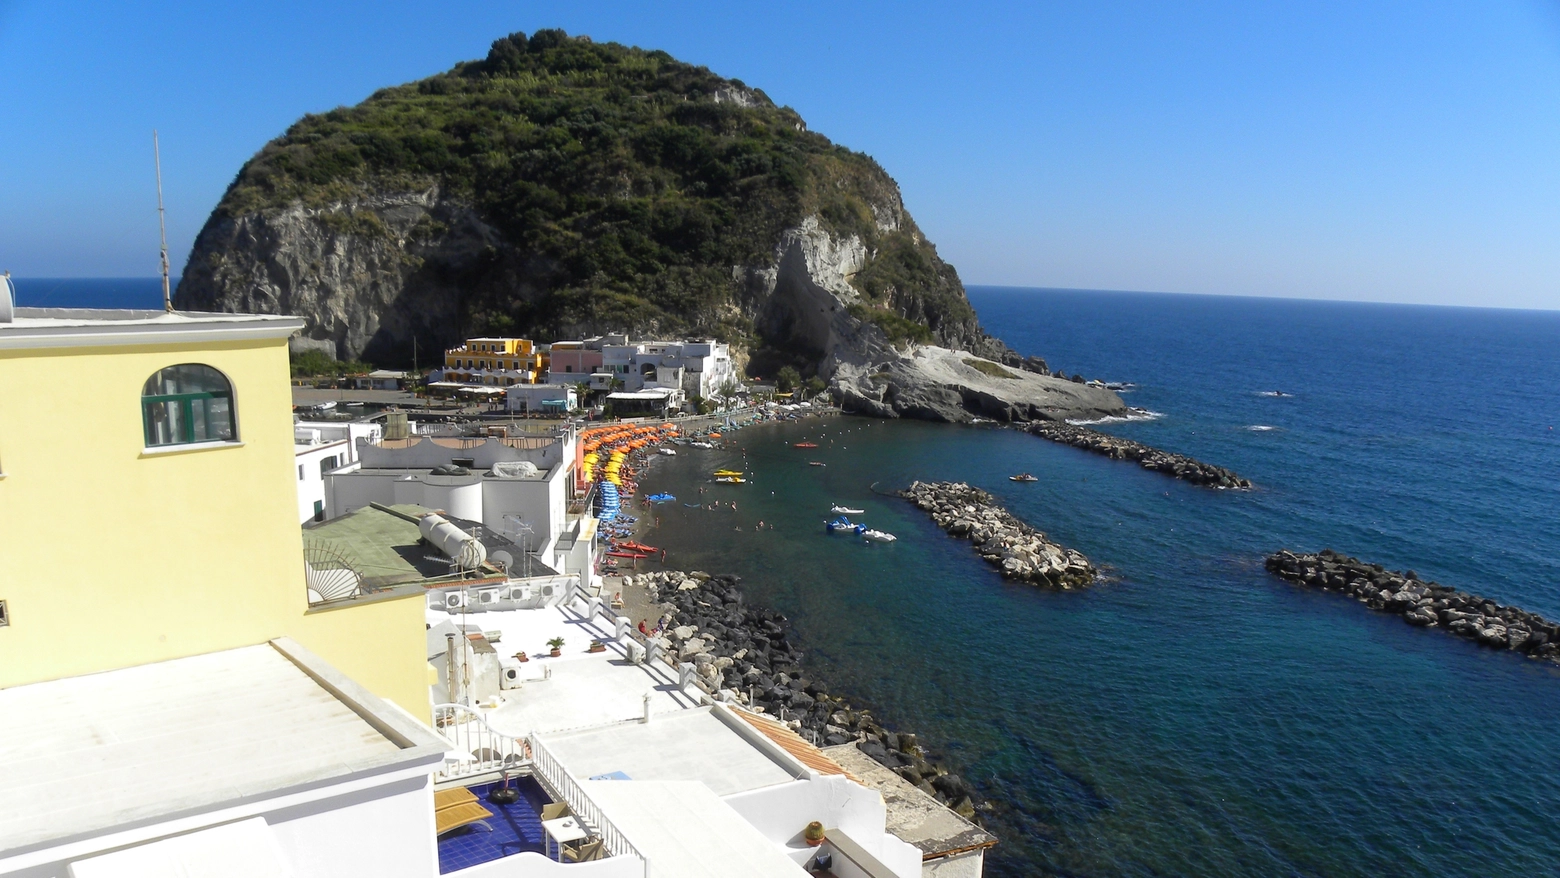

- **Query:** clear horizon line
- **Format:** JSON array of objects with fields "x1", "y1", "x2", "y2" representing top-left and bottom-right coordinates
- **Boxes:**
[{"x1": 963, "y1": 282, "x2": 1560, "y2": 315}]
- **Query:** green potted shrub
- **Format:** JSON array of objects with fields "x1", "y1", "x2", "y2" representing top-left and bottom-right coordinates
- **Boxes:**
[
  {"x1": 588, "y1": 638, "x2": 606, "y2": 654},
  {"x1": 547, "y1": 636, "x2": 565, "y2": 657},
  {"x1": 803, "y1": 821, "x2": 825, "y2": 847}
]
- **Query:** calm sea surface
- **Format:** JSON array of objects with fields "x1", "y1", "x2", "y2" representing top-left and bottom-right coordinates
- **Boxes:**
[
  {"x1": 31, "y1": 279, "x2": 1560, "y2": 875},
  {"x1": 636, "y1": 287, "x2": 1560, "y2": 877}
]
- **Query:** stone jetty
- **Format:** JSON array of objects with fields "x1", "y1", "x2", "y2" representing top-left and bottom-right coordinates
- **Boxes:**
[
  {"x1": 1024, "y1": 421, "x2": 1251, "y2": 488},
  {"x1": 1265, "y1": 550, "x2": 1560, "y2": 662},
  {"x1": 901, "y1": 480, "x2": 1096, "y2": 588},
  {"x1": 625, "y1": 570, "x2": 984, "y2": 819}
]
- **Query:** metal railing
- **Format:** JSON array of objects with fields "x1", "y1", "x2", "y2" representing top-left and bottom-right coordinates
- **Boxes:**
[
  {"x1": 528, "y1": 734, "x2": 650, "y2": 876},
  {"x1": 431, "y1": 703, "x2": 530, "y2": 781}
]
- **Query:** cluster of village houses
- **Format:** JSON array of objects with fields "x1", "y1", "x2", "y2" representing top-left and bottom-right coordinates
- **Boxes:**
[
  {"x1": 0, "y1": 280, "x2": 993, "y2": 878},
  {"x1": 350, "y1": 335, "x2": 743, "y2": 419}
]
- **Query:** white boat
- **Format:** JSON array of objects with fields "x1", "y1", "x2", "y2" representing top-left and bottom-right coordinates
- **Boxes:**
[
  {"x1": 690, "y1": 441, "x2": 714, "y2": 449},
  {"x1": 861, "y1": 529, "x2": 896, "y2": 543},
  {"x1": 658, "y1": 448, "x2": 677, "y2": 455},
  {"x1": 831, "y1": 505, "x2": 865, "y2": 515}
]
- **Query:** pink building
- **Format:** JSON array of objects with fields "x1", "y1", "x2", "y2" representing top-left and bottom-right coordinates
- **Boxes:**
[{"x1": 547, "y1": 341, "x2": 603, "y2": 379}]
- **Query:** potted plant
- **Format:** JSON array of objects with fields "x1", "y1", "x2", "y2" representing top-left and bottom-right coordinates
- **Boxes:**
[
  {"x1": 587, "y1": 639, "x2": 607, "y2": 654},
  {"x1": 803, "y1": 821, "x2": 826, "y2": 847},
  {"x1": 547, "y1": 637, "x2": 565, "y2": 657}
]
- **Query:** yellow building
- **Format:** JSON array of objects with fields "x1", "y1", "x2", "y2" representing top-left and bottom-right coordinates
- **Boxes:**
[
  {"x1": 0, "y1": 304, "x2": 430, "y2": 719},
  {"x1": 441, "y1": 336, "x2": 547, "y2": 385}
]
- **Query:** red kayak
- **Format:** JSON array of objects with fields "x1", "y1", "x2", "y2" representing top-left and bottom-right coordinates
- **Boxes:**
[{"x1": 618, "y1": 541, "x2": 660, "y2": 553}]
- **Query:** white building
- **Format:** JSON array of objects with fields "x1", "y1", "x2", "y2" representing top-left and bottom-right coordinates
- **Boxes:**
[
  {"x1": 295, "y1": 419, "x2": 382, "y2": 523},
  {"x1": 596, "y1": 339, "x2": 735, "y2": 401},
  {"x1": 323, "y1": 430, "x2": 596, "y2": 581},
  {"x1": 507, "y1": 384, "x2": 578, "y2": 415},
  {"x1": 0, "y1": 638, "x2": 449, "y2": 878}
]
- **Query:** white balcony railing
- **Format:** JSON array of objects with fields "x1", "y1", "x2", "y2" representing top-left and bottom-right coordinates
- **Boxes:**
[
  {"x1": 432, "y1": 703, "x2": 530, "y2": 781},
  {"x1": 529, "y1": 734, "x2": 650, "y2": 876}
]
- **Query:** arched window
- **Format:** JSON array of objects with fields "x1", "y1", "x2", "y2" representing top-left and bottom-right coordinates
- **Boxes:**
[{"x1": 142, "y1": 364, "x2": 237, "y2": 447}]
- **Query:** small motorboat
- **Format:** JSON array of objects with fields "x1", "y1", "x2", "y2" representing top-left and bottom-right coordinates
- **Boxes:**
[
  {"x1": 715, "y1": 476, "x2": 746, "y2": 484},
  {"x1": 809, "y1": 461, "x2": 826, "y2": 467},
  {"x1": 826, "y1": 516, "x2": 865, "y2": 535},
  {"x1": 658, "y1": 448, "x2": 677, "y2": 455},
  {"x1": 794, "y1": 442, "x2": 819, "y2": 449},
  {"x1": 713, "y1": 469, "x2": 745, "y2": 477},
  {"x1": 861, "y1": 529, "x2": 897, "y2": 543},
  {"x1": 690, "y1": 441, "x2": 714, "y2": 449},
  {"x1": 1009, "y1": 473, "x2": 1039, "y2": 482},
  {"x1": 831, "y1": 505, "x2": 865, "y2": 515}
]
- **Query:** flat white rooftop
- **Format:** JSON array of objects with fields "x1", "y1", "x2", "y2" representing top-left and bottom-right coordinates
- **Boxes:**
[
  {"x1": 543, "y1": 707, "x2": 799, "y2": 797},
  {"x1": 0, "y1": 308, "x2": 302, "y2": 350},
  {"x1": 434, "y1": 605, "x2": 703, "y2": 737},
  {"x1": 0, "y1": 639, "x2": 445, "y2": 856},
  {"x1": 582, "y1": 780, "x2": 805, "y2": 877}
]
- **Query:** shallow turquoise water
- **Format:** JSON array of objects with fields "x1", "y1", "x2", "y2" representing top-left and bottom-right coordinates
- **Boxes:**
[{"x1": 635, "y1": 289, "x2": 1560, "y2": 876}]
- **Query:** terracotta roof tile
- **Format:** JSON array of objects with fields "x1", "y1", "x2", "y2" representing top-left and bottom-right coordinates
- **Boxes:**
[{"x1": 733, "y1": 709, "x2": 861, "y2": 783}]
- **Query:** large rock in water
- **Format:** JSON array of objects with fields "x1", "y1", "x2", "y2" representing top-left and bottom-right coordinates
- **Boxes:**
[{"x1": 174, "y1": 29, "x2": 1124, "y2": 424}]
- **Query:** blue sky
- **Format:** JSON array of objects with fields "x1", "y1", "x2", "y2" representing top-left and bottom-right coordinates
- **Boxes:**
[{"x1": 2, "y1": 1, "x2": 1558, "y2": 308}]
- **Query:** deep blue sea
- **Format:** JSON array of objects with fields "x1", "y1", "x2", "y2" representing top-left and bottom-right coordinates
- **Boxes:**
[
  {"x1": 636, "y1": 286, "x2": 1560, "y2": 877},
  {"x1": 30, "y1": 279, "x2": 1560, "y2": 875}
]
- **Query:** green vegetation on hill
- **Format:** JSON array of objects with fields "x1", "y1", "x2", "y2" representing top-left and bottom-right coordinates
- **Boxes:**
[{"x1": 206, "y1": 29, "x2": 977, "y2": 351}]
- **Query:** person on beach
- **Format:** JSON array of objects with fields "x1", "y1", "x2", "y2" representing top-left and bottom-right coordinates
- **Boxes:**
[{"x1": 638, "y1": 619, "x2": 649, "y2": 635}]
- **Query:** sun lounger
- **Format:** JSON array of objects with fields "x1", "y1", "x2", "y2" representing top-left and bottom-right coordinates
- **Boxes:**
[
  {"x1": 434, "y1": 787, "x2": 478, "y2": 810},
  {"x1": 435, "y1": 801, "x2": 495, "y2": 836}
]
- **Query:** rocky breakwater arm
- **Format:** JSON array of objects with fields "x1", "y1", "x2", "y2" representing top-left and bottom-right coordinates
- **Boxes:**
[
  {"x1": 1025, "y1": 421, "x2": 1252, "y2": 489},
  {"x1": 1266, "y1": 550, "x2": 1560, "y2": 662},
  {"x1": 629, "y1": 570, "x2": 986, "y2": 819},
  {"x1": 901, "y1": 481, "x2": 1096, "y2": 588}
]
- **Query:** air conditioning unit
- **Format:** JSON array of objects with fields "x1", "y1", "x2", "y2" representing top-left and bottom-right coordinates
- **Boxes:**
[
  {"x1": 540, "y1": 585, "x2": 555, "y2": 597},
  {"x1": 444, "y1": 591, "x2": 467, "y2": 610},
  {"x1": 625, "y1": 641, "x2": 646, "y2": 665},
  {"x1": 506, "y1": 585, "x2": 532, "y2": 602},
  {"x1": 500, "y1": 665, "x2": 523, "y2": 690},
  {"x1": 478, "y1": 589, "x2": 499, "y2": 606}
]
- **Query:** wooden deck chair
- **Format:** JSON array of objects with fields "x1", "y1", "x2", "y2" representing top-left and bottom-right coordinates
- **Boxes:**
[
  {"x1": 540, "y1": 802, "x2": 571, "y2": 821},
  {"x1": 434, "y1": 787, "x2": 479, "y2": 810},
  {"x1": 436, "y1": 801, "x2": 495, "y2": 836},
  {"x1": 564, "y1": 839, "x2": 604, "y2": 862}
]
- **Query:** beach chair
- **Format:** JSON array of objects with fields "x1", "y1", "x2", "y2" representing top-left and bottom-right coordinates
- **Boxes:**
[
  {"x1": 541, "y1": 802, "x2": 571, "y2": 821},
  {"x1": 433, "y1": 787, "x2": 478, "y2": 810},
  {"x1": 435, "y1": 801, "x2": 495, "y2": 836},
  {"x1": 563, "y1": 839, "x2": 604, "y2": 862}
]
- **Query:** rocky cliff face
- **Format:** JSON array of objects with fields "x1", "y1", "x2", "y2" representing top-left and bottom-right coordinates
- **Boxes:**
[{"x1": 175, "y1": 29, "x2": 1123, "y2": 424}]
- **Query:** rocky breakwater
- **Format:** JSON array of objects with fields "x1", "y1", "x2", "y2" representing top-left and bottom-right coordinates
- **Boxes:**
[
  {"x1": 1025, "y1": 421, "x2": 1252, "y2": 489},
  {"x1": 627, "y1": 569, "x2": 985, "y2": 819},
  {"x1": 901, "y1": 481, "x2": 1096, "y2": 588},
  {"x1": 1266, "y1": 550, "x2": 1560, "y2": 663}
]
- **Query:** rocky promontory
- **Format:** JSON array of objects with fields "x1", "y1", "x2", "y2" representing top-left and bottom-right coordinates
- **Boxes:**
[
  {"x1": 901, "y1": 481, "x2": 1097, "y2": 588},
  {"x1": 626, "y1": 570, "x2": 985, "y2": 818},
  {"x1": 1025, "y1": 421, "x2": 1251, "y2": 488},
  {"x1": 1265, "y1": 550, "x2": 1560, "y2": 662},
  {"x1": 173, "y1": 29, "x2": 1125, "y2": 426}
]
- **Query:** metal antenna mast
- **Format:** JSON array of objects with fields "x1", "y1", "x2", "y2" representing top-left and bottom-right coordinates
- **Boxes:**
[{"x1": 154, "y1": 131, "x2": 172, "y2": 312}]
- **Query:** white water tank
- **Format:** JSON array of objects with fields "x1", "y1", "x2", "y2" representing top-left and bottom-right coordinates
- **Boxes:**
[
  {"x1": 421, "y1": 514, "x2": 487, "y2": 569},
  {"x1": 422, "y1": 480, "x2": 483, "y2": 522},
  {"x1": 0, "y1": 273, "x2": 14, "y2": 323}
]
